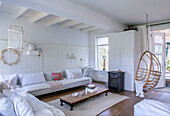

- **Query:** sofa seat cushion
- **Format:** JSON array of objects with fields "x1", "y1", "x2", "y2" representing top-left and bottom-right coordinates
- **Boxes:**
[
  {"x1": 19, "y1": 83, "x2": 51, "y2": 92},
  {"x1": 81, "y1": 77, "x2": 92, "y2": 83},
  {"x1": 47, "y1": 77, "x2": 91, "y2": 87},
  {"x1": 60, "y1": 77, "x2": 92, "y2": 86},
  {"x1": 35, "y1": 107, "x2": 54, "y2": 116}
]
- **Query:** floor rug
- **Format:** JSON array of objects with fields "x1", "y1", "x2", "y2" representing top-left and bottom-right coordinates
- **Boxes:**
[{"x1": 47, "y1": 92, "x2": 129, "y2": 116}]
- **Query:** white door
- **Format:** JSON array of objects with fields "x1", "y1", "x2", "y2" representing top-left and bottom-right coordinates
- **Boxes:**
[{"x1": 151, "y1": 32, "x2": 166, "y2": 88}]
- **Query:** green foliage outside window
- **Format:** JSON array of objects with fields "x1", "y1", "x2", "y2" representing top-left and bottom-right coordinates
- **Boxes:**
[
  {"x1": 98, "y1": 46, "x2": 109, "y2": 70},
  {"x1": 166, "y1": 58, "x2": 170, "y2": 70}
]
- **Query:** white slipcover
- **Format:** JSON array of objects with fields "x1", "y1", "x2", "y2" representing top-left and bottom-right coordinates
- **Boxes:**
[
  {"x1": 28, "y1": 93, "x2": 65, "y2": 116},
  {"x1": 0, "y1": 93, "x2": 16, "y2": 116},
  {"x1": 134, "y1": 99, "x2": 170, "y2": 116},
  {"x1": 3, "y1": 90, "x2": 34, "y2": 116}
]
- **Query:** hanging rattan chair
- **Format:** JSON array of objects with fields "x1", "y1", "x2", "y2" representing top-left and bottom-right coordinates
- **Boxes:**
[{"x1": 135, "y1": 51, "x2": 161, "y2": 89}]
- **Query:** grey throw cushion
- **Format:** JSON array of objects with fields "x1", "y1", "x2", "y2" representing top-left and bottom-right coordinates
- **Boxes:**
[{"x1": 44, "y1": 72, "x2": 53, "y2": 81}]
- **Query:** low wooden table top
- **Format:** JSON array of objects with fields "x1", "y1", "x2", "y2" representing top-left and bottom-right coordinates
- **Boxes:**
[{"x1": 59, "y1": 87, "x2": 109, "y2": 104}]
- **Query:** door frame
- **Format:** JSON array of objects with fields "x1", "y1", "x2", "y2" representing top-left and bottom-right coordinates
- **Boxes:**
[{"x1": 151, "y1": 31, "x2": 166, "y2": 88}]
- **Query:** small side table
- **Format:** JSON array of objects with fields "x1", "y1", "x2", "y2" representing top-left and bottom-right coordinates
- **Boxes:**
[{"x1": 108, "y1": 71, "x2": 124, "y2": 93}]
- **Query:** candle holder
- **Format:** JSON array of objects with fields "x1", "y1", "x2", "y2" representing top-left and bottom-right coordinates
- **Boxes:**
[{"x1": 102, "y1": 56, "x2": 106, "y2": 71}]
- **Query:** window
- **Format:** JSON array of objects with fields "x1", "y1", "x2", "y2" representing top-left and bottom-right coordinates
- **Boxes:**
[{"x1": 96, "y1": 36, "x2": 109, "y2": 70}]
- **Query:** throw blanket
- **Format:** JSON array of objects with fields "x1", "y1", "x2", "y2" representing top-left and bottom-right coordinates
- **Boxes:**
[{"x1": 47, "y1": 81, "x2": 64, "y2": 91}]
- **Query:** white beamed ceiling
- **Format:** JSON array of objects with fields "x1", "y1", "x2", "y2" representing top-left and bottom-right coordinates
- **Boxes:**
[
  {"x1": 0, "y1": 1, "x2": 105, "y2": 32},
  {"x1": 2, "y1": 0, "x2": 125, "y2": 31},
  {"x1": 23, "y1": 9, "x2": 101, "y2": 32}
]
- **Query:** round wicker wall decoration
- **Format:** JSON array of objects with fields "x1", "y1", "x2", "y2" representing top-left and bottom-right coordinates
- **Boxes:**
[{"x1": 1, "y1": 48, "x2": 21, "y2": 66}]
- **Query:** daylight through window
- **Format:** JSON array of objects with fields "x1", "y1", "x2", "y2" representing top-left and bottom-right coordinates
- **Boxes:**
[{"x1": 96, "y1": 36, "x2": 109, "y2": 70}]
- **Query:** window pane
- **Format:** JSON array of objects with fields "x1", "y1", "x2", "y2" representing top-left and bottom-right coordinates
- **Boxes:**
[
  {"x1": 97, "y1": 37, "x2": 108, "y2": 45},
  {"x1": 97, "y1": 45, "x2": 109, "y2": 70},
  {"x1": 154, "y1": 35, "x2": 163, "y2": 43},
  {"x1": 156, "y1": 55, "x2": 162, "y2": 64},
  {"x1": 155, "y1": 45, "x2": 162, "y2": 53}
]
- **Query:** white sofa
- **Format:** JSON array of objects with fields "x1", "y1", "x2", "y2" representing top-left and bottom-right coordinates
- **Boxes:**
[
  {"x1": 0, "y1": 69, "x2": 91, "y2": 116},
  {"x1": 0, "y1": 69, "x2": 92, "y2": 96},
  {"x1": 0, "y1": 87, "x2": 65, "y2": 116},
  {"x1": 20, "y1": 76, "x2": 92, "y2": 96}
]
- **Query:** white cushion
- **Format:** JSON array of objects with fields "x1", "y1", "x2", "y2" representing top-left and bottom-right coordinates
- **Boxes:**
[
  {"x1": 0, "y1": 92, "x2": 16, "y2": 116},
  {"x1": 66, "y1": 69, "x2": 82, "y2": 79},
  {"x1": 19, "y1": 72, "x2": 46, "y2": 87},
  {"x1": 0, "y1": 98, "x2": 16, "y2": 116},
  {"x1": 16, "y1": 96, "x2": 34, "y2": 116},
  {"x1": 3, "y1": 90, "x2": 34, "y2": 116},
  {"x1": 65, "y1": 69, "x2": 71, "y2": 79},
  {"x1": 15, "y1": 90, "x2": 38, "y2": 112},
  {"x1": 19, "y1": 83, "x2": 51, "y2": 92},
  {"x1": 72, "y1": 71, "x2": 83, "y2": 79},
  {"x1": 0, "y1": 74, "x2": 18, "y2": 89},
  {"x1": 27, "y1": 93, "x2": 65, "y2": 116}
]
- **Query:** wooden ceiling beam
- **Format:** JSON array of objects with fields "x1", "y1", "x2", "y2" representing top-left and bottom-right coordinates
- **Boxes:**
[
  {"x1": 31, "y1": 12, "x2": 49, "y2": 22},
  {"x1": 61, "y1": 20, "x2": 81, "y2": 27},
  {"x1": 72, "y1": 24, "x2": 90, "y2": 30},
  {"x1": 15, "y1": 7, "x2": 29, "y2": 19},
  {"x1": 80, "y1": 26, "x2": 99, "y2": 32},
  {"x1": 48, "y1": 17, "x2": 67, "y2": 26}
]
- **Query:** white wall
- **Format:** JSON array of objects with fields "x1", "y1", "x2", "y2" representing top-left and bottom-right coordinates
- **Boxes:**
[{"x1": 0, "y1": 12, "x2": 89, "y2": 75}]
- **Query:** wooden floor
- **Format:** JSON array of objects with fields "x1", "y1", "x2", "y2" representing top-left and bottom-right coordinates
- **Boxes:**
[{"x1": 38, "y1": 82, "x2": 170, "y2": 116}]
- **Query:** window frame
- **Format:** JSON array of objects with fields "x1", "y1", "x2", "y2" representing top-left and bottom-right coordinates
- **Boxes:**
[{"x1": 95, "y1": 36, "x2": 109, "y2": 70}]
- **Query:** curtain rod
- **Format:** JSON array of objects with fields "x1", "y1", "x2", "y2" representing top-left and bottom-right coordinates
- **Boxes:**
[{"x1": 133, "y1": 19, "x2": 170, "y2": 27}]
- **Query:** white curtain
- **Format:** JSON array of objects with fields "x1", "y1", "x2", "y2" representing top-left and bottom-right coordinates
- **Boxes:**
[
  {"x1": 137, "y1": 25, "x2": 165, "y2": 88},
  {"x1": 137, "y1": 25, "x2": 151, "y2": 54}
]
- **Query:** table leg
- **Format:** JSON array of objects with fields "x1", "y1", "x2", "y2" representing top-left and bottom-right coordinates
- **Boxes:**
[
  {"x1": 105, "y1": 91, "x2": 108, "y2": 96},
  {"x1": 70, "y1": 104, "x2": 74, "y2": 111},
  {"x1": 60, "y1": 99, "x2": 63, "y2": 106}
]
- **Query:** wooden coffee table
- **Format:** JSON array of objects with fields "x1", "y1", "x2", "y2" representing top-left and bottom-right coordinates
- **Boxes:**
[{"x1": 59, "y1": 87, "x2": 109, "y2": 110}]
